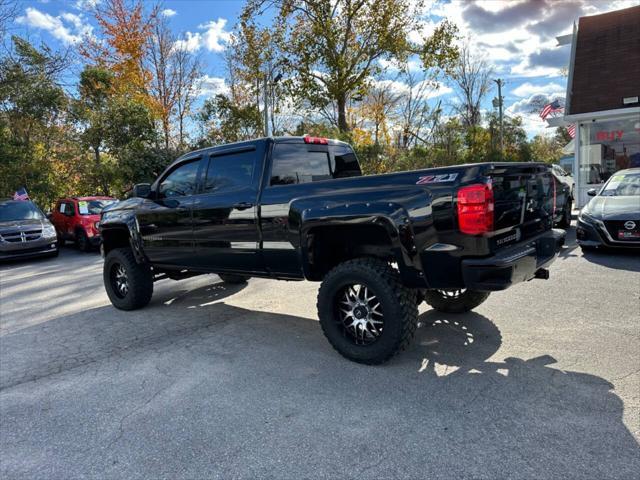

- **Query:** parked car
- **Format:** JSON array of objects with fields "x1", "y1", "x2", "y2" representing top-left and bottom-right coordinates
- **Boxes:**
[
  {"x1": 551, "y1": 167, "x2": 573, "y2": 228},
  {"x1": 576, "y1": 168, "x2": 640, "y2": 251},
  {"x1": 51, "y1": 196, "x2": 117, "y2": 251},
  {"x1": 0, "y1": 199, "x2": 58, "y2": 260},
  {"x1": 100, "y1": 136, "x2": 565, "y2": 364}
]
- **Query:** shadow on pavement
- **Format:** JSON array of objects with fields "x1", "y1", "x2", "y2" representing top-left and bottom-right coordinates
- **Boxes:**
[
  {"x1": 581, "y1": 247, "x2": 640, "y2": 272},
  {"x1": 1, "y1": 290, "x2": 638, "y2": 479}
]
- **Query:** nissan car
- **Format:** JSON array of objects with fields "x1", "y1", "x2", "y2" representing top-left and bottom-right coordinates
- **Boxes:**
[{"x1": 576, "y1": 168, "x2": 640, "y2": 251}]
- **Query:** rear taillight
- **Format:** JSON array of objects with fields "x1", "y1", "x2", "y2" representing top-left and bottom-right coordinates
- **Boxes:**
[{"x1": 457, "y1": 183, "x2": 494, "y2": 235}]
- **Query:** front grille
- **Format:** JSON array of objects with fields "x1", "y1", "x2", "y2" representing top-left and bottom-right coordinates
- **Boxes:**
[
  {"x1": 0, "y1": 228, "x2": 42, "y2": 243},
  {"x1": 604, "y1": 220, "x2": 639, "y2": 241},
  {"x1": 0, "y1": 244, "x2": 55, "y2": 257}
]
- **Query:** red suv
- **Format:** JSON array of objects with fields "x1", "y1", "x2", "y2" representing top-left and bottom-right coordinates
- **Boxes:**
[{"x1": 51, "y1": 196, "x2": 117, "y2": 251}]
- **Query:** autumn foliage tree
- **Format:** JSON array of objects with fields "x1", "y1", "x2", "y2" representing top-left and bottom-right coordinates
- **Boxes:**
[
  {"x1": 80, "y1": 0, "x2": 158, "y2": 107},
  {"x1": 242, "y1": 0, "x2": 458, "y2": 133}
]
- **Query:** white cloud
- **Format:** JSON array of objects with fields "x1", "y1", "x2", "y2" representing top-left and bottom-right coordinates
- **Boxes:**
[
  {"x1": 200, "y1": 18, "x2": 232, "y2": 52},
  {"x1": 16, "y1": 7, "x2": 92, "y2": 45},
  {"x1": 511, "y1": 82, "x2": 565, "y2": 98},
  {"x1": 379, "y1": 58, "x2": 423, "y2": 72},
  {"x1": 161, "y1": 9, "x2": 177, "y2": 18},
  {"x1": 372, "y1": 78, "x2": 453, "y2": 99},
  {"x1": 506, "y1": 92, "x2": 565, "y2": 137},
  {"x1": 74, "y1": 0, "x2": 100, "y2": 9},
  {"x1": 174, "y1": 31, "x2": 202, "y2": 53},
  {"x1": 197, "y1": 75, "x2": 229, "y2": 97},
  {"x1": 175, "y1": 18, "x2": 231, "y2": 54}
]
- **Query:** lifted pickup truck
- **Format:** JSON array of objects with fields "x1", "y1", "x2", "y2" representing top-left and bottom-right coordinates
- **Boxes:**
[{"x1": 100, "y1": 136, "x2": 565, "y2": 364}]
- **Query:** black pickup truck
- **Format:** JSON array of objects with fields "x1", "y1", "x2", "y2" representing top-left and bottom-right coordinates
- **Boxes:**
[{"x1": 100, "y1": 136, "x2": 565, "y2": 364}]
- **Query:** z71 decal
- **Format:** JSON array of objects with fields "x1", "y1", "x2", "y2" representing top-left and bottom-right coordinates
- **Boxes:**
[{"x1": 416, "y1": 173, "x2": 458, "y2": 184}]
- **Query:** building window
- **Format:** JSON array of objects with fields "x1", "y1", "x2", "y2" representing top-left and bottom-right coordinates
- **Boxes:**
[{"x1": 577, "y1": 116, "x2": 640, "y2": 205}]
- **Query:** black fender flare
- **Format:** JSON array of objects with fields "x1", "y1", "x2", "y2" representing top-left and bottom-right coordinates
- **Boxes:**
[
  {"x1": 101, "y1": 216, "x2": 147, "y2": 264},
  {"x1": 291, "y1": 190, "x2": 433, "y2": 284}
]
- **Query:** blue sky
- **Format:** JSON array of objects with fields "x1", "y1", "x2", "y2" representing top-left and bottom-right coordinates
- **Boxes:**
[{"x1": 7, "y1": 0, "x2": 638, "y2": 137}]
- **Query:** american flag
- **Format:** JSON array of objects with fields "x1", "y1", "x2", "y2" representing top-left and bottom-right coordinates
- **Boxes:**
[
  {"x1": 13, "y1": 187, "x2": 29, "y2": 201},
  {"x1": 567, "y1": 124, "x2": 576, "y2": 138},
  {"x1": 540, "y1": 99, "x2": 563, "y2": 120}
]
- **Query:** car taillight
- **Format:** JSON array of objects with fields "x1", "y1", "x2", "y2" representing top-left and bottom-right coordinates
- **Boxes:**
[
  {"x1": 457, "y1": 183, "x2": 494, "y2": 235},
  {"x1": 303, "y1": 136, "x2": 329, "y2": 145}
]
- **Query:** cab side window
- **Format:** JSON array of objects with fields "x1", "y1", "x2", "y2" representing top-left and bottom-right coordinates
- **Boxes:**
[
  {"x1": 331, "y1": 145, "x2": 362, "y2": 179},
  {"x1": 158, "y1": 160, "x2": 200, "y2": 198},
  {"x1": 203, "y1": 150, "x2": 256, "y2": 193},
  {"x1": 64, "y1": 202, "x2": 75, "y2": 216}
]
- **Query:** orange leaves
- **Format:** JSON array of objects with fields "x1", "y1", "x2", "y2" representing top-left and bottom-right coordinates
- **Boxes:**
[{"x1": 79, "y1": 0, "x2": 158, "y2": 110}]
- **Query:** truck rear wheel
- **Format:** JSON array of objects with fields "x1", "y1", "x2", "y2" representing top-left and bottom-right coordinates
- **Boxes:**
[
  {"x1": 423, "y1": 289, "x2": 489, "y2": 313},
  {"x1": 218, "y1": 273, "x2": 248, "y2": 284},
  {"x1": 104, "y1": 247, "x2": 153, "y2": 310},
  {"x1": 317, "y1": 258, "x2": 418, "y2": 365}
]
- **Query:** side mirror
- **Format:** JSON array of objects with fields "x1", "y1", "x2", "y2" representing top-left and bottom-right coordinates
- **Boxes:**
[
  {"x1": 587, "y1": 188, "x2": 597, "y2": 197},
  {"x1": 132, "y1": 183, "x2": 151, "y2": 198}
]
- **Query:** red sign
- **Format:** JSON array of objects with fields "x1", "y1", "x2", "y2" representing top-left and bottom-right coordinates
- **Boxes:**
[{"x1": 596, "y1": 130, "x2": 623, "y2": 141}]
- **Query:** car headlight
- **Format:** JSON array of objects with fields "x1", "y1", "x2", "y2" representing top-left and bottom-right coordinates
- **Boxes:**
[
  {"x1": 41, "y1": 222, "x2": 56, "y2": 237},
  {"x1": 578, "y1": 211, "x2": 597, "y2": 224}
]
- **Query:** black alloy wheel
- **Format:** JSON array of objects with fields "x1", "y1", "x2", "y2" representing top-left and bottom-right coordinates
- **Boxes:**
[
  {"x1": 103, "y1": 247, "x2": 153, "y2": 310},
  {"x1": 336, "y1": 283, "x2": 384, "y2": 346},
  {"x1": 317, "y1": 258, "x2": 418, "y2": 364},
  {"x1": 110, "y1": 262, "x2": 129, "y2": 299}
]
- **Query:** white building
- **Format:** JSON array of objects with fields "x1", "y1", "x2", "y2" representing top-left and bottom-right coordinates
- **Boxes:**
[{"x1": 550, "y1": 5, "x2": 640, "y2": 208}]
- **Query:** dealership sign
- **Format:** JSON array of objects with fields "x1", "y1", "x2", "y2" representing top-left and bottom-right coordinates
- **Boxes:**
[{"x1": 596, "y1": 130, "x2": 624, "y2": 141}]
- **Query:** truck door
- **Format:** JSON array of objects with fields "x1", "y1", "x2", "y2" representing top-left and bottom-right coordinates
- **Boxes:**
[
  {"x1": 190, "y1": 145, "x2": 262, "y2": 272},
  {"x1": 137, "y1": 157, "x2": 202, "y2": 266},
  {"x1": 259, "y1": 141, "x2": 333, "y2": 277}
]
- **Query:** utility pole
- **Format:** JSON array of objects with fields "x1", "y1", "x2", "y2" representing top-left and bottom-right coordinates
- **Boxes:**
[
  {"x1": 493, "y1": 79, "x2": 504, "y2": 158},
  {"x1": 263, "y1": 72, "x2": 270, "y2": 137}
]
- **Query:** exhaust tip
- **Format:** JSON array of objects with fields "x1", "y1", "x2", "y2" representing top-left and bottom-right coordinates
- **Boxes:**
[{"x1": 534, "y1": 268, "x2": 550, "y2": 280}]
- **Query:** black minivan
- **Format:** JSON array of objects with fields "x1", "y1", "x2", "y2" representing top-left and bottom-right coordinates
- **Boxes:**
[{"x1": 0, "y1": 199, "x2": 59, "y2": 260}]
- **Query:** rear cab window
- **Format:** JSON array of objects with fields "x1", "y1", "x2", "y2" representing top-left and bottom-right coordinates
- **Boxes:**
[
  {"x1": 203, "y1": 149, "x2": 256, "y2": 193},
  {"x1": 269, "y1": 142, "x2": 361, "y2": 186}
]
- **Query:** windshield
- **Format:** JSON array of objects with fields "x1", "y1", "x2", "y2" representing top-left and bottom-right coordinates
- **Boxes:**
[
  {"x1": 78, "y1": 199, "x2": 117, "y2": 215},
  {"x1": 0, "y1": 201, "x2": 44, "y2": 222},
  {"x1": 600, "y1": 172, "x2": 640, "y2": 197}
]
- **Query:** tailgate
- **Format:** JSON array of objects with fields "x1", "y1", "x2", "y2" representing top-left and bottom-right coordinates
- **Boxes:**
[{"x1": 487, "y1": 163, "x2": 555, "y2": 249}]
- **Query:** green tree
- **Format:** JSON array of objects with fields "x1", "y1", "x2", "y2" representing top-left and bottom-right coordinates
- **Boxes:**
[
  {"x1": 196, "y1": 94, "x2": 263, "y2": 146},
  {"x1": 530, "y1": 131, "x2": 566, "y2": 164},
  {"x1": 244, "y1": 0, "x2": 458, "y2": 133},
  {"x1": 0, "y1": 37, "x2": 77, "y2": 206},
  {"x1": 74, "y1": 66, "x2": 115, "y2": 194}
]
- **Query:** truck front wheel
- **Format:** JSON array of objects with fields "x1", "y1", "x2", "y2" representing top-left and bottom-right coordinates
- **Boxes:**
[
  {"x1": 104, "y1": 248, "x2": 153, "y2": 310},
  {"x1": 317, "y1": 258, "x2": 418, "y2": 365},
  {"x1": 423, "y1": 289, "x2": 489, "y2": 313}
]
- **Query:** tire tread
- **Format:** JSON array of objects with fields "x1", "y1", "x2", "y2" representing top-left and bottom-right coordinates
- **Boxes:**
[
  {"x1": 104, "y1": 247, "x2": 153, "y2": 310},
  {"x1": 317, "y1": 257, "x2": 418, "y2": 365}
]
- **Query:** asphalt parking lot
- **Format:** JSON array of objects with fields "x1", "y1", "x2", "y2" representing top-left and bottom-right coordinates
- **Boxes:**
[{"x1": 1, "y1": 227, "x2": 639, "y2": 479}]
